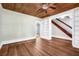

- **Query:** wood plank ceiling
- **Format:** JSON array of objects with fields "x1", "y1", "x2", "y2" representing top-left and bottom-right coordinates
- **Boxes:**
[{"x1": 1, "y1": 3, "x2": 79, "y2": 18}]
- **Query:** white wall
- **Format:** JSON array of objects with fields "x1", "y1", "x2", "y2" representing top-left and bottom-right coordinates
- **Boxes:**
[
  {"x1": 43, "y1": 8, "x2": 75, "y2": 40},
  {"x1": 0, "y1": 4, "x2": 2, "y2": 46},
  {"x1": 0, "y1": 6, "x2": 41, "y2": 44}
]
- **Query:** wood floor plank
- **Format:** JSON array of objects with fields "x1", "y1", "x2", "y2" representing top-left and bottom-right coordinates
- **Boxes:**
[
  {"x1": 0, "y1": 45, "x2": 9, "y2": 56},
  {"x1": 40, "y1": 39, "x2": 69, "y2": 56},
  {"x1": 24, "y1": 43, "x2": 44, "y2": 56},
  {"x1": 0, "y1": 38, "x2": 79, "y2": 56},
  {"x1": 16, "y1": 44, "x2": 30, "y2": 56}
]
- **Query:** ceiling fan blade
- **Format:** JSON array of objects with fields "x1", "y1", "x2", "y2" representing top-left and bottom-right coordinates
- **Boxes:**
[
  {"x1": 35, "y1": 3, "x2": 49, "y2": 15},
  {"x1": 49, "y1": 6, "x2": 56, "y2": 9},
  {"x1": 35, "y1": 8, "x2": 45, "y2": 15},
  {"x1": 43, "y1": 9, "x2": 47, "y2": 13}
]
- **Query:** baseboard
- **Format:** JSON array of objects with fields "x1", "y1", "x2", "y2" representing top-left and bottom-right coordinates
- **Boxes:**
[
  {"x1": 0, "y1": 42, "x2": 3, "y2": 49},
  {"x1": 39, "y1": 35, "x2": 71, "y2": 40},
  {"x1": 72, "y1": 44, "x2": 79, "y2": 48},
  {"x1": 40, "y1": 36, "x2": 51, "y2": 40},
  {"x1": 2, "y1": 36, "x2": 36, "y2": 45},
  {"x1": 52, "y1": 35, "x2": 72, "y2": 40}
]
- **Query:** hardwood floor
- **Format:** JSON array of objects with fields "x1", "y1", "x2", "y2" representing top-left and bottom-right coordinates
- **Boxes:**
[{"x1": 0, "y1": 38, "x2": 79, "y2": 56}]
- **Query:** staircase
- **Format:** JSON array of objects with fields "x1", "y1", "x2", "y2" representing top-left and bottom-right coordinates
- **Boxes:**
[{"x1": 51, "y1": 18, "x2": 72, "y2": 38}]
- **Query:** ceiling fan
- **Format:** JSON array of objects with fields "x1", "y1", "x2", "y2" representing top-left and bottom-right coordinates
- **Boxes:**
[{"x1": 36, "y1": 3, "x2": 57, "y2": 14}]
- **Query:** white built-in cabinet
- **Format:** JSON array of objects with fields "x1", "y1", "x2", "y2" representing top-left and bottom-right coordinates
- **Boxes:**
[{"x1": 72, "y1": 7, "x2": 79, "y2": 48}]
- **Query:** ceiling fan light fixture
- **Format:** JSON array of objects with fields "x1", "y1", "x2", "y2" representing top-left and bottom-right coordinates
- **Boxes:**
[{"x1": 42, "y1": 4, "x2": 48, "y2": 10}]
